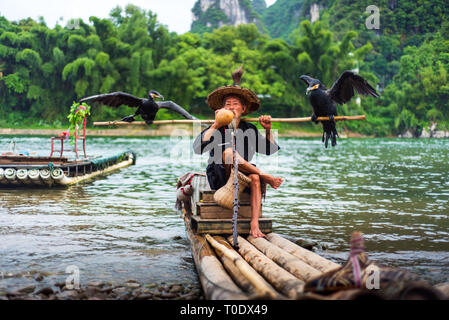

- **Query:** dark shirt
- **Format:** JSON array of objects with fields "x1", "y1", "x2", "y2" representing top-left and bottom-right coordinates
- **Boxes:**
[{"x1": 193, "y1": 120, "x2": 280, "y2": 164}]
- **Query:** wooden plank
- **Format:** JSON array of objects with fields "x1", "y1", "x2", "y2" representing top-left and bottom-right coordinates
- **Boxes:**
[
  {"x1": 191, "y1": 175, "x2": 210, "y2": 215},
  {"x1": 191, "y1": 216, "x2": 272, "y2": 234},
  {"x1": 200, "y1": 189, "x2": 251, "y2": 203},
  {"x1": 0, "y1": 156, "x2": 69, "y2": 163},
  {"x1": 197, "y1": 202, "x2": 252, "y2": 218},
  {"x1": 183, "y1": 216, "x2": 249, "y2": 300},
  {"x1": 266, "y1": 233, "x2": 340, "y2": 273},
  {"x1": 228, "y1": 235, "x2": 304, "y2": 299},
  {"x1": 247, "y1": 235, "x2": 322, "y2": 282}
]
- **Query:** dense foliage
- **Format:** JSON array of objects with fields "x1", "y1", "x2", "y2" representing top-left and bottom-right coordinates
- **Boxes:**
[
  {"x1": 263, "y1": 0, "x2": 304, "y2": 40},
  {"x1": 0, "y1": 1, "x2": 448, "y2": 136}
]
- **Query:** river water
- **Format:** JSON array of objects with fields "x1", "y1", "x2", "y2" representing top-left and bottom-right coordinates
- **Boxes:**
[{"x1": 0, "y1": 135, "x2": 448, "y2": 292}]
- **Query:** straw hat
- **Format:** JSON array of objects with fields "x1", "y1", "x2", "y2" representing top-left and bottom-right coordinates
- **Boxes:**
[
  {"x1": 207, "y1": 66, "x2": 260, "y2": 116},
  {"x1": 213, "y1": 168, "x2": 251, "y2": 210}
]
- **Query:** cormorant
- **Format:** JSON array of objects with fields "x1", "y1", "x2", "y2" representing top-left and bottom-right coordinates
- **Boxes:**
[
  {"x1": 80, "y1": 90, "x2": 198, "y2": 125},
  {"x1": 300, "y1": 71, "x2": 379, "y2": 148}
]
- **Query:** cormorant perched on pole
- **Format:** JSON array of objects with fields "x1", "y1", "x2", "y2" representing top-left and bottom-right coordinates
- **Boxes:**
[
  {"x1": 300, "y1": 71, "x2": 379, "y2": 148},
  {"x1": 80, "y1": 90, "x2": 198, "y2": 125}
]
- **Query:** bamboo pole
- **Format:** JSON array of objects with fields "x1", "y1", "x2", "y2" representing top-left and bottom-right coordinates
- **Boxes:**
[
  {"x1": 56, "y1": 157, "x2": 133, "y2": 186},
  {"x1": 228, "y1": 235, "x2": 305, "y2": 299},
  {"x1": 206, "y1": 234, "x2": 279, "y2": 299},
  {"x1": 266, "y1": 233, "x2": 340, "y2": 274},
  {"x1": 211, "y1": 236, "x2": 259, "y2": 295},
  {"x1": 93, "y1": 115, "x2": 366, "y2": 126},
  {"x1": 183, "y1": 217, "x2": 249, "y2": 300},
  {"x1": 247, "y1": 235, "x2": 322, "y2": 282}
]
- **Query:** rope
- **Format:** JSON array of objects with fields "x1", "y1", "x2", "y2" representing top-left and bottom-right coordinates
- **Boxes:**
[
  {"x1": 350, "y1": 234, "x2": 365, "y2": 288},
  {"x1": 231, "y1": 130, "x2": 239, "y2": 249},
  {"x1": 351, "y1": 256, "x2": 362, "y2": 288}
]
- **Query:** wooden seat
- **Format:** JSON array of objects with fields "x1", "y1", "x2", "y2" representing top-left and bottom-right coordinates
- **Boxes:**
[
  {"x1": 192, "y1": 189, "x2": 270, "y2": 234},
  {"x1": 186, "y1": 174, "x2": 271, "y2": 235},
  {"x1": 50, "y1": 118, "x2": 87, "y2": 159},
  {"x1": 191, "y1": 216, "x2": 272, "y2": 235},
  {"x1": 196, "y1": 202, "x2": 252, "y2": 218}
]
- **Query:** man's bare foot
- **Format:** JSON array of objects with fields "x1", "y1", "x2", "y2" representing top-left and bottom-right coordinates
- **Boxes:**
[
  {"x1": 250, "y1": 220, "x2": 266, "y2": 238},
  {"x1": 260, "y1": 173, "x2": 284, "y2": 189}
]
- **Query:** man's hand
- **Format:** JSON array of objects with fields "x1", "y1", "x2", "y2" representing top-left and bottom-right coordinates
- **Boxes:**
[
  {"x1": 259, "y1": 115, "x2": 272, "y2": 131},
  {"x1": 202, "y1": 109, "x2": 223, "y2": 143},
  {"x1": 212, "y1": 109, "x2": 222, "y2": 129}
]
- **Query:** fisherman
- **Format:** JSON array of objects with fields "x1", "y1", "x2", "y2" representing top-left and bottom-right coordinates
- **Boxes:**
[{"x1": 193, "y1": 67, "x2": 283, "y2": 238}]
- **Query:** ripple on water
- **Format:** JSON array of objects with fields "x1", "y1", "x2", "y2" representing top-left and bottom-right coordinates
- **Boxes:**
[{"x1": 0, "y1": 136, "x2": 448, "y2": 287}]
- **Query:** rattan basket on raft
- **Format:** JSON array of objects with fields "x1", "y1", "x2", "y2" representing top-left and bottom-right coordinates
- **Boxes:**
[{"x1": 213, "y1": 169, "x2": 251, "y2": 210}]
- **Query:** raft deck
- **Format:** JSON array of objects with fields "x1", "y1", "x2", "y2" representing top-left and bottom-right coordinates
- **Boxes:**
[
  {"x1": 182, "y1": 174, "x2": 341, "y2": 300},
  {"x1": 184, "y1": 215, "x2": 342, "y2": 300}
]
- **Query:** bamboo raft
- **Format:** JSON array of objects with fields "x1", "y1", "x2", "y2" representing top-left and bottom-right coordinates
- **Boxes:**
[
  {"x1": 0, "y1": 151, "x2": 136, "y2": 187},
  {"x1": 180, "y1": 174, "x2": 343, "y2": 300}
]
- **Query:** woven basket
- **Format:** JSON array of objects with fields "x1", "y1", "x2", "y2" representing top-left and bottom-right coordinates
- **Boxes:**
[{"x1": 213, "y1": 169, "x2": 251, "y2": 210}]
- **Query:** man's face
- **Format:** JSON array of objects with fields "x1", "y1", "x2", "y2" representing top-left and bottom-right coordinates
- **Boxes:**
[{"x1": 224, "y1": 96, "x2": 246, "y2": 118}]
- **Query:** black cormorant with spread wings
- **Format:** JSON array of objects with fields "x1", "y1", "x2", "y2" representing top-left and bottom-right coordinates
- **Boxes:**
[
  {"x1": 80, "y1": 90, "x2": 198, "y2": 125},
  {"x1": 300, "y1": 71, "x2": 379, "y2": 148}
]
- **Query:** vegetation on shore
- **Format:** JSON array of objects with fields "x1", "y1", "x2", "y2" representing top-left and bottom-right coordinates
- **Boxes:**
[{"x1": 1, "y1": 2, "x2": 448, "y2": 137}]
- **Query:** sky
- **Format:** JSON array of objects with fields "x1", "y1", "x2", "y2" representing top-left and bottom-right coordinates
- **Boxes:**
[{"x1": 1, "y1": 0, "x2": 277, "y2": 34}]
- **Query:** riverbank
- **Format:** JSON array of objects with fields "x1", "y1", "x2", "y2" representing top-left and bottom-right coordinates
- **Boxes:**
[
  {"x1": 0, "y1": 126, "x2": 324, "y2": 137},
  {"x1": 2, "y1": 269, "x2": 447, "y2": 300},
  {"x1": 0, "y1": 127, "x2": 369, "y2": 138},
  {"x1": 2, "y1": 127, "x2": 448, "y2": 138},
  {"x1": 0, "y1": 271, "x2": 203, "y2": 300}
]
